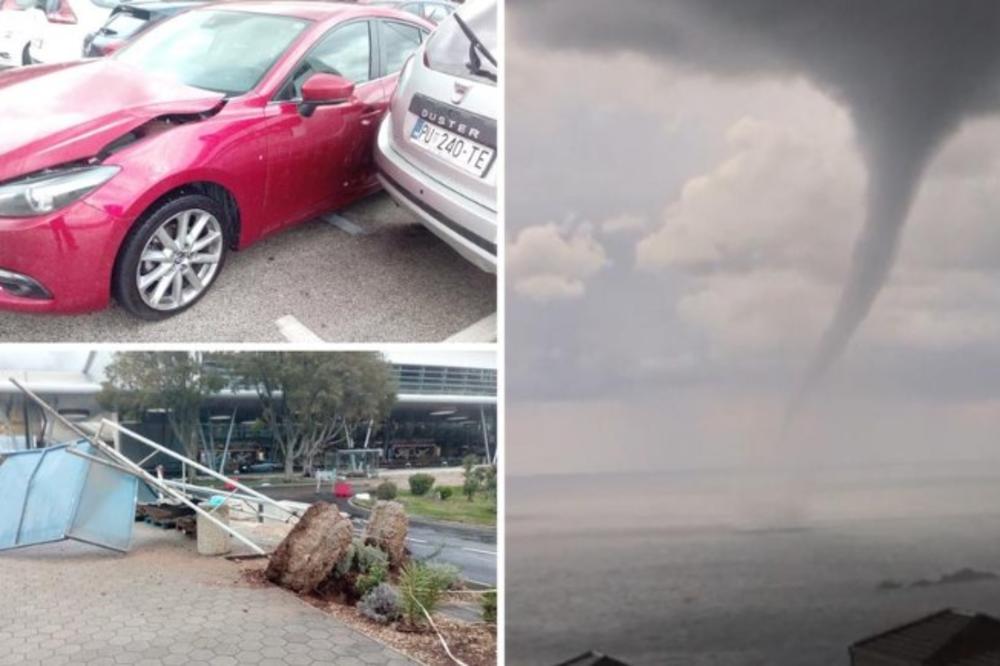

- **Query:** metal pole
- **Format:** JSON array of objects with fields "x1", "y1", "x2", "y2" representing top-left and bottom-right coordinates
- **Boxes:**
[
  {"x1": 480, "y1": 405, "x2": 491, "y2": 463},
  {"x1": 100, "y1": 419, "x2": 299, "y2": 519},
  {"x1": 67, "y1": 437, "x2": 267, "y2": 556},
  {"x1": 78, "y1": 442, "x2": 268, "y2": 556},
  {"x1": 11, "y1": 379, "x2": 96, "y2": 444},
  {"x1": 362, "y1": 418, "x2": 373, "y2": 448},
  {"x1": 11, "y1": 379, "x2": 269, "y2": 556},
  {"x1": 22, "y1": 393, "x2": 32, "y2": 449},
  {"x1": 219, "y1": 408, "x2": 237, "y2": 474},
  {"x1": 66, "y1": 448, "x2": 141, "y2": 477}
]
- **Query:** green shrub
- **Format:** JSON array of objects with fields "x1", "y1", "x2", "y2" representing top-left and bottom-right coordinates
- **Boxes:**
[
  {"x1": 398, "y1": 562, "x2": 447, "y2": 626},
  {"x1": 358, "y1": 583, "x2": 401, "y2": 624},
  {"x1": 437, "y1": 486, "x2": 454, "y2": 501},
  {"x1": 356, "y1": 562, "x2": 387, "y2": 598},
  {"x1": 481, "y1": 591, "x2": 497, "y2": 623},
  {"x1": 375, "y1": 480, "x2": 398, "y2": 500},
  {"x1": 334, "y1": 541, "x2": 358, "y2": 577},
  {"x1": 426, "y1": 562, "x2": 461, "y2": 590},
  {"x1": 332, "y1": 539, "x2": 390, "y2": 600},
  {"x1": 356, "y1": 542, "x2": 389, "y2": 574},
  {"x1": 481, "y1": 465, "x2": 497, "y2": 499},
  {"x1": 408, "y1": 473, "x2": 436, "y2": 496},
  {"x1": 463, "y1": 476, "x2": 480, "y2": 501}
]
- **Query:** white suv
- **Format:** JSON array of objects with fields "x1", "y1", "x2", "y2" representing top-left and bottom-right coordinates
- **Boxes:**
[
  {"x1": 27, "y1": 0, "x2": 116, "y2": 65},
  {"x1": 0, "y1": 0, "x2": 42, "y2": 66},
  {"x1": 375, "y1": 0, "x2": 498, "y2": 272}
]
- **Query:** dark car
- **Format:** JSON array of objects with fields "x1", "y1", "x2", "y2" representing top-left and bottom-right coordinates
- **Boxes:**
[
  {"x1": 239, "y1": 462, "x2": 283, "y2": 474},
  {"x1": 361, "y1": 0, "x2": 456, "y2": 24},
  {"x1": 82, "y1": 0, "x2": 209, "y2": 57}
]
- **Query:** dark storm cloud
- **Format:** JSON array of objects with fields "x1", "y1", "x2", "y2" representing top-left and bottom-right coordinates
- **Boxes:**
[{"x1": 512, "y1": 0, "x2": 1000, "y2": 414}]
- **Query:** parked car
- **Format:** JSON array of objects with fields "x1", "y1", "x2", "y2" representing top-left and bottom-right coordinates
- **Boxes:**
[
  {"x1": 374, "y1": 0, "x2": 497, "y2": 272},
  {"x1": 27, "y1": 0, "x2": 118, "y2": 65},
  {"x1": 0, "y1": 3, "x2": 432, "y2": 318},
  {"x1": 0, "y1": 0, "x2": 41, "y2": 67},
  {"x1": 83, "y1": 0, "x2": 209, "y2": 58},
  {"x1": 238, "y1": 461, "x2": 282, "y2": 474},
  {"x1": 361, "y1": 0, "x2": 456, "y2": 25}
]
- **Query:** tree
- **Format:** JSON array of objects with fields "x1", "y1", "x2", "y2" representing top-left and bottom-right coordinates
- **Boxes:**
[
  {"x1": 98, "y1": 352, "x2": 225, "y2": 480},
  {"x1": 221, "y1": 352, "x2": 396, "y2": 480}
]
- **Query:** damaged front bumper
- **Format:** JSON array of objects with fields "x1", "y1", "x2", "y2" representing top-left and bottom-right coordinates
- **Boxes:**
[{"x1": 0, "y1": 199, "x2": 128, "y2": 313}]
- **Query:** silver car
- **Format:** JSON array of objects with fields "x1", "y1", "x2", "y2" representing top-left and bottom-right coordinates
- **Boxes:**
[{"x1": 374, "y1": 0, "x2": 497, "y2": 273}]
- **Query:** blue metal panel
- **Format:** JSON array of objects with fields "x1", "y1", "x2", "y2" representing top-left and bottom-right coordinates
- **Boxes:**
[
  {"x1": 68, "y1": 446, "x2": 138, "y2": 552},
  {"x1": 0, "y1": 440, "x2": 138, "y2": 553},
  {"x1": 21, "y1": 446, "x2": 92, "y2": 547},
  {"x1": 0, "y1": 450, "x2": 48, "y2": 549}
]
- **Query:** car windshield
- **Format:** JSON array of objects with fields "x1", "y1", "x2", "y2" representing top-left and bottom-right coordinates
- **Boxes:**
[
  {"x1": 101, "y1": 11, "x2": 149, "y2": 39},
  {"x1": 424, "y1": 0, "x2": 496, "y2": 85},
  {"x1": 115, "y1": 10, "x2": 311, "y2": 96}
]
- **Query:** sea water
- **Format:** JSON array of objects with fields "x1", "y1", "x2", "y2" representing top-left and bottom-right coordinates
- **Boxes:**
[{"x1": 507, "y1": 464, "x2": 1000, "y2": 665}]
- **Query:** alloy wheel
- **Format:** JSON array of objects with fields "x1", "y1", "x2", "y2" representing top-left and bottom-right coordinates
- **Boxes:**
[{"x1": 136, "y1": 208, "x2": 224, "y2": 311}]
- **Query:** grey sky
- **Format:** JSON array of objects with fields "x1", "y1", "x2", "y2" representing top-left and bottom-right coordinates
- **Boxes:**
[
  {"x1": 507, "y1": 1, "x2": 1000, "y2": 474},
  {"x1": 0, "y1": 351, "x2": 100, "y2": 373}
]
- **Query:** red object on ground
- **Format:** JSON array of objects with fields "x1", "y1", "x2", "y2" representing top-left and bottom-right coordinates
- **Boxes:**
[
  {"x1": 333, "y1": 482, "x2": 353, "y2": 498},
  {"x1": 224, "y1": 477, "x2": 238, "y2": 491}
]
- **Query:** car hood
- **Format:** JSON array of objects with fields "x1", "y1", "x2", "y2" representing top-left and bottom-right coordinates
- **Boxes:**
[{"x1": 0, "y1": 60, "x2": 225, "y2": 183}]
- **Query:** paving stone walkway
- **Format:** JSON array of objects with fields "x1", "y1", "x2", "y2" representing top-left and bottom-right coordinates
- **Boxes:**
[{"x1": 0, "y1": 525, "x2": 415, "y2": 666}]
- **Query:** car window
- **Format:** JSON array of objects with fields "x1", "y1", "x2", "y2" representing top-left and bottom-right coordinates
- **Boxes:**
[
  {"x1": 277, "y1": 20, "x2": 372, "y2": 101},
  {"x1": 398, "y1": 2, "x2": 421, "y2": 16},
  {"x1": 116, "y1": 10, "x2": 311, "y2": 96},
  {"x1": 380, "y1": 20, "x2": 423, "y2": 76},
  {"x1": 424, "y1": 1, "x2": 496, "y2": 85},
  {"x1": 309, "y1": 20, "x2": 372, "y2": 83},
  {"x1": 425, "y1": 4, "x2": 451, "y2": 22},
  {"x1": 102, "y1": 11, "x2": 149, "y2": 39}
]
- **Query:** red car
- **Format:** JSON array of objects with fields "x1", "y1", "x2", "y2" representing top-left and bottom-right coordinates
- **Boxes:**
[{"x1": 0, "y1": 2, "x2": 432, "y2": 318}]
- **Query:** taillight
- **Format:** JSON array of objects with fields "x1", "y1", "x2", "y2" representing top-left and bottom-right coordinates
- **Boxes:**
[
  {"x1": 47, "y1": 1, "x2": 77, "y2": 24},
  {"x1": 391, "y1": 54, "x2": 415, "y2": 107}
]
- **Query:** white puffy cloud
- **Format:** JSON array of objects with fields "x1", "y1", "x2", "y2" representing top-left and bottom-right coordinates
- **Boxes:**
[
  {"x1": 636, "y1": 80, "x2": 1000, "y2": 358},
  {"x1": 508, "y1": 223, "x2": 608, "y2": 301}
]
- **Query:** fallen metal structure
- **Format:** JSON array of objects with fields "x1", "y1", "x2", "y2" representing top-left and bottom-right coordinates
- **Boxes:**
[
  {"x1": 0, "y1": 441, "x2": 138, "y2": 552},
  {"x1": 0, "y1": 379, "x2": 296, "y2": 556}
]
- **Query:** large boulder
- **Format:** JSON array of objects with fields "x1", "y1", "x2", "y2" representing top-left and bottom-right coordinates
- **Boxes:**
[
  {"x1": 265, "y1": 502, "x2": 353, "y2": 593},
  {"x1": 362, "y1": 500, "x2": 408, "y2": 568}
]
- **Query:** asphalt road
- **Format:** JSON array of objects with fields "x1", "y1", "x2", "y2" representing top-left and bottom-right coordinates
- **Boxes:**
[
  {"x1": 265, "y1": 484, "x2": 497, "y2": 587},
  {"x1": 407, "y1": 522, "x2": 497, "y2": 587},
  {"x1": 0, "y1": 192, "x2": 497, "y2": 343}
]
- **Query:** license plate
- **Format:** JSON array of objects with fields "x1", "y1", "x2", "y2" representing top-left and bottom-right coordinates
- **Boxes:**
[{"x1": 409, "y1": 118, "x2": 495, "y2": 178}]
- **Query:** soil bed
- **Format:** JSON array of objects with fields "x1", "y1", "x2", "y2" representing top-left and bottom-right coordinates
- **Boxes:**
[{"x1": 239, "y1": 563, "x2": 496, "y2": 666}]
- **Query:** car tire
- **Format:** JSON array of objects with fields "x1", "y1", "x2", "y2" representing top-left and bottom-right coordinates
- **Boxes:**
[{"x1": 114, "y1": 193, "x2": 231, "y2": 320}]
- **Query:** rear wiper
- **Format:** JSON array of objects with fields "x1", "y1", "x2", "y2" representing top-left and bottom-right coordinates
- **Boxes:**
[{"x1": 453, "y1": 12, "x2": 496, "y2": 82}]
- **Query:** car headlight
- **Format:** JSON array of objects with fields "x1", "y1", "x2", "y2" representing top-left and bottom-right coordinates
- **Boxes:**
[{"x1": 0, "y1": 165, "x2": 120, "y2": 218}]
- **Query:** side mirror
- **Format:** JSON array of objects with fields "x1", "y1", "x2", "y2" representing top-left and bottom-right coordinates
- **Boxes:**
[{"x1": 298, "y1": 72, "x2": 355, "y2": 118}]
